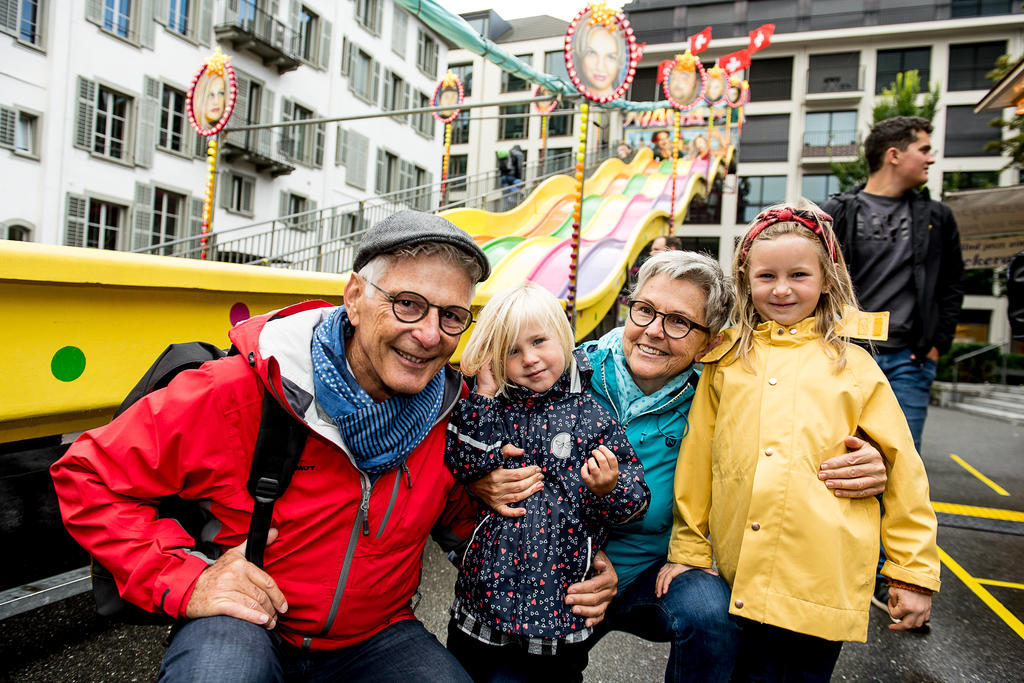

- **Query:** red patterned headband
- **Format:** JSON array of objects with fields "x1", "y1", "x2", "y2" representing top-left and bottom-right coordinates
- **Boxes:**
[{"x1": 740, "y1": 207, "x2": 837, "y2": 262}]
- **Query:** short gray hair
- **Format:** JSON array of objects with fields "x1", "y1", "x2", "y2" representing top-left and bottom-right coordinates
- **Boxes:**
[
  {"x1": 631, "y1": 251, "x2": 734, "y2": 334},
  {"x1": 357, "y1": 241, "x2": 480, "y2": 298}
]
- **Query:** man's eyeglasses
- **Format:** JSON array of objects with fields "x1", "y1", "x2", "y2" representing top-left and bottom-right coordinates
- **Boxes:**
[
  {"x1": 368, "y1": 281, "x2": 474, "y2": 336},
  {"x1": 627, "y1": 300, "x2": 710, "y2": 340}
]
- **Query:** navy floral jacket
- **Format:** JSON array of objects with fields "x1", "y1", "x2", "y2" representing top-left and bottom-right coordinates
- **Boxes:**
[{"x1": 445, "y1": 349, "x2": 650, "y2": 640}]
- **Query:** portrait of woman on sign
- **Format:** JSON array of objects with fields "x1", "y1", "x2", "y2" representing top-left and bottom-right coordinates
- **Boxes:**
[
  {"x1": 193, "y1": 71, "x2": 227, "y2": 131},
  {"x1": 570, "y1": 9, "x2": 628, "y2": 100}
]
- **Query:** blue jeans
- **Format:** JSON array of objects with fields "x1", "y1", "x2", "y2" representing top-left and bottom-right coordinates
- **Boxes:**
[
  {"x1": 159, "y1": 616, "x2": 472, "y2": 683},
  {"x1": 871, "y1": 347, "x2": 937, "y2": 453},
  {"x1": 587, "y1": 562, "x2": 739, "y2": 683},
  {"x1": 731, "y1": 618, "x2": 843, "y2": 683},
  {"x1": 500, "y1": 176, "x2": 523, "y2": 210}
]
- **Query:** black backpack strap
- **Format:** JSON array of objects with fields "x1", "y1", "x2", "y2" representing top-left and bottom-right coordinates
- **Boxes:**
[
  {"x1": 114, "y1": 342, "x2": 229, "y2": 418},
  {"x1": 245, "y1": 389, "x2": 308, "y2": 568}
]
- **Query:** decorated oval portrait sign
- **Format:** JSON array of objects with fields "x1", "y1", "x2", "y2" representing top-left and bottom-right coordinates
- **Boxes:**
[
  {"x1": 704, "y1": 64, "x2": 729, "y2": 106},
  {"x1": 531, "y1": 84, "x2": 559, "y2": 115},
  {"x1": 187, "y1": 48, "x2": 237, "y2": 136},
  {"x1": 432, "y1": 70, "x2": 464, "y2": 124},
  {"x1": 664, "y1": 50, "x2": 707, "y2": 111},
  {"x1": 565, "y1": 2, "x2": 642, "y2": 104},
  {"x1": 727, "y1": 76, "x2": 750, "y2": 108}
]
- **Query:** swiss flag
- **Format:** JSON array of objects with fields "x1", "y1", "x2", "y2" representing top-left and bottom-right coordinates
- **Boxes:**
[
  {"x1": 656, "y1": 59, "x2": 674, "y2": 84},
  {"x1": 689, "y1": 27, "x2": 712, "y2": 55},
  {"x1": 721, "y1": 49, "x2": 751, "y2": 74},
  {"x1": 748, "y1": 24, "x2": 775, "y2": 53}
]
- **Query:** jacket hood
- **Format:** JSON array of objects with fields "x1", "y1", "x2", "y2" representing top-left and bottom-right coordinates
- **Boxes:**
[{"x1": 228, "y1": 301, "x2": 464, "y2": 450}]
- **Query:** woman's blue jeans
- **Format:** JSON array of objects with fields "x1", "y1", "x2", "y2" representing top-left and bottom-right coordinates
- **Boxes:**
[{"x1": 159, "y1": 616, "x2": 473, "y2": 683}]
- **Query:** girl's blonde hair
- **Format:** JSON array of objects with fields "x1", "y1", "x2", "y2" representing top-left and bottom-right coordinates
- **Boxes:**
[
  {"x1": 460, "y1": 281, "x2": 575, "y2": 396},
  {"x1": 730, "y1": 198, "x2": 859, "y2": 372}
]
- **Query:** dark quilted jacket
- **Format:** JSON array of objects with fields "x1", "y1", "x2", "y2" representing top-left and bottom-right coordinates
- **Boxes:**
[{"x1": 445, "y1": 349, "x2": 649, "y2": 640}]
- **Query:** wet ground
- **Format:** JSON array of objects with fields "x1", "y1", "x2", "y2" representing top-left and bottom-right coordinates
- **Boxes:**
[{"x1": 1, "y1": 406, "x2": 1021, "y2": 682}]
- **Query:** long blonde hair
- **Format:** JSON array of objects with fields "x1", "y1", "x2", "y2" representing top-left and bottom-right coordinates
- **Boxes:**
[
  {"x1": 730, "y1": 199, "x2": 859, "y2": 372},
  {"x1": 460, "y1": 281, "x2": 575, "y2": 396}
]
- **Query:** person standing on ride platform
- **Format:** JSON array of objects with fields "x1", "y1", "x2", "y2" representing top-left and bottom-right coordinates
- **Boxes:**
[{"x1": 822, "y1": 117, "x2": 963, "y2": 622}]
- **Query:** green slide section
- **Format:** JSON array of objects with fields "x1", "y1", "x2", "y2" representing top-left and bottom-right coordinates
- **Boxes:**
[
  {"x1": 482, "y1": 236, "x2": 526, "y2": 265},
  {"x1": 551, "y1": 195, "x2": 606, "y2": 239},
  {"x1": 623, "y1": 174, "x2": 649, "y2": 197}
]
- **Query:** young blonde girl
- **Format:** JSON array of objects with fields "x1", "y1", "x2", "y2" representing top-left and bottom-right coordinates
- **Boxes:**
[
  {"x1": 444, "y1": 281, "x2": 649, "y2": 682},
  {"x1": 657, "y1": 201, "x2": 940, "y2": 682}
]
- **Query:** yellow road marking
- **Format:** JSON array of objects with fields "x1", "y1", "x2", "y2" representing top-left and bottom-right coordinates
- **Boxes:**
[
  {"x1": 938, "y1": 546, "x2": 1024, "y2": 641},
  {"x1": 950, "y1": 454, "x2": 1010, "y2": 496},
  {"x1": 977, "y1": 579, "x2": 1024, "y2": 590},
  {"x1": 931, "y1": 502, "x2": 1024, "y2": 522}
]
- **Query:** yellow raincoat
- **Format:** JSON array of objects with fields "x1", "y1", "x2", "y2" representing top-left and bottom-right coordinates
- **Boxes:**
[{"x1": 667, "y1": 318, "x2": 940, "y2": 642}]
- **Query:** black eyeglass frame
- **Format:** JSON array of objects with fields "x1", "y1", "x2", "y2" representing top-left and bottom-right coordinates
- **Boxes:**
[
  {"x1": 627, "y1": 299, "x2": 711, "y2": 340},
  {"x1": 367, "y1": 281, "x2": 474, "y2": 335}
]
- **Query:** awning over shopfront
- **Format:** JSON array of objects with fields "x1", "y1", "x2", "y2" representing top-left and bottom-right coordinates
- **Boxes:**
[
  {"x1": 975, "y1": 57, "x2": 1024, "y2": 114},
  {"x1": 947, "y1": 186, "x2": 1024, "y2": 269}
]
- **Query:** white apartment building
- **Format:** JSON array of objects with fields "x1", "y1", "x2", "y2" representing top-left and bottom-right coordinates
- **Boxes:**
[
  {"x1": 0, "y1": 0, "x2": 448, "y2": 258},
  {"x1": 620, "y1": 0, "x2": 1023, "y2": 344}
]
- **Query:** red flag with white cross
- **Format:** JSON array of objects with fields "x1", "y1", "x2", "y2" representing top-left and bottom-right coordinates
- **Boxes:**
[
  {"x1": 689, "y1": 27, "x2": 712, "y2": 54},
  {"x1": 656, "y1": 59, "x2": 674, "y2": 84},
  {"x1": 748, "y1": 24, "x2": 774, "y2": 52},
  {"x1": 721, "y1": 49, "x2": 751, "y2": 74}
]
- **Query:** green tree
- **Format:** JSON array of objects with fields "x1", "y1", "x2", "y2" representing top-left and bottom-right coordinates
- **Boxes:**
[
  {"x1": 830, "y1": 71, "x2": 941, "y2": 191},
  {"x1": 983, "y1": 53, "x2": 1024, "y2": 170}
]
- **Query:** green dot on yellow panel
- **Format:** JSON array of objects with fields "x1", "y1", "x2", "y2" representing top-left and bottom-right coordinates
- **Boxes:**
[{"x1": 52, "y1": 346, "x2": 86, "y2": 382}]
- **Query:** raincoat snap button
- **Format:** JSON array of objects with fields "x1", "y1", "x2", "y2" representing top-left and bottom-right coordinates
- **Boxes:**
[
  {"x1": 777, "y1": 328, "x2": 784, "y2": 335},
  {"x1": 751, "y1": 522, "x2": 760, "y2": 531},
  {"x1": 735, "y1": 599, "x2": 744, "y2": 609},
  {"x1": 768, "y1": 378, "x2": 777, "y2": 385},
  {"x1": 764, "y1": 448, "x2": 773, "y2": 456},
  {"x1": 789, "y1": 328, "x2": 798, "y2": 334}
]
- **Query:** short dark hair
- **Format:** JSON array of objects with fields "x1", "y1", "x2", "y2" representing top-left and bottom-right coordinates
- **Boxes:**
[
  {"x1": 864, "y1": 116, "x2": 933, "y2": 175},
  {"x1": 652, "y1": 131, "x2": 668, "y2": 143},
  {"x1": 663, "y1": 236, "x2": 683, "y2": 250}
]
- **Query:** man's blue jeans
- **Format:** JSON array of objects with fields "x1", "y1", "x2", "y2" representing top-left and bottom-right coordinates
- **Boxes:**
[
  {"x1": 872, "y1": 347, "x2": 937, "y2": 453},
  {"x1": 159, "y1": 616, "x2": 473, "y2": 683},
  {"x1": 584, "y1": 562, "x2": 739, "y2": 683}
]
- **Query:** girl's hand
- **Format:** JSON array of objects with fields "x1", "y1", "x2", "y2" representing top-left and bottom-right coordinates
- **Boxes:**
[
  {"x1": 655, "y1": 561, "x2": 718, "y2": 597},
  {"x1": 887, "y1": 587, "x2": 932, "y2": 631},
  {"x1": 475, "y1": 361, "x2": 498, "y2": 399},
  {"x1": 582, "y1": 445, "x2": 619, "y2": 497}
]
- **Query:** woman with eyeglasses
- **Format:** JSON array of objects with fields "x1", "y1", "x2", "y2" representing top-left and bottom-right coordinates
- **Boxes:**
[{"x1": 466, "y1": 249, "x2": 891, "y2": 683}]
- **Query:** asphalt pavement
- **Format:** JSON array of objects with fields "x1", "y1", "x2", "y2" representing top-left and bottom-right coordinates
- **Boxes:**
[{"x1": 1, "y1": 406, "x2": 1021, "y2": 682}]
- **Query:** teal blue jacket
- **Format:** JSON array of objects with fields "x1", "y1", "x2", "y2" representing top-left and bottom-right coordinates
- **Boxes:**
[{"x1": 582, "y1": 328, "x2": 698, "y2": 589}]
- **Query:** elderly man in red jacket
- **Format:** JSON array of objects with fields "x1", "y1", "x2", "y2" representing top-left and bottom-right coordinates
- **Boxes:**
[{"x1": 52, "y1": 211, "x2": 615, "y2": 683}]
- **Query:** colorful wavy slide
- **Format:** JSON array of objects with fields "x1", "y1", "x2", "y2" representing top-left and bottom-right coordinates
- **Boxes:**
[{"x1": 442, "y1": 146, "x2": 733, "y2": 355}]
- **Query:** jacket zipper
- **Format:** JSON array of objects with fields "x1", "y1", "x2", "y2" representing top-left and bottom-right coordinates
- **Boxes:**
[
  {"x1": 376, "y1": 465, "x2": 405, "y2": 538},
  {"x1": 462, "y1": 513, "x2": 493, "y2": 566},
  {"x1": 318, "y1": 471, "x2": 371, "y2": 639}
]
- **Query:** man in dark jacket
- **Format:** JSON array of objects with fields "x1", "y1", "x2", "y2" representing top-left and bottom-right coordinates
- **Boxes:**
[{"x1": 822, "y1": 116, "x2": 964, "y2": 453}]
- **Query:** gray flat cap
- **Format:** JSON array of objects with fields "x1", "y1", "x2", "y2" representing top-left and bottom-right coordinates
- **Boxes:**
[{"x1": 353, "y1": 210, "x2": 490, "y2": 282}]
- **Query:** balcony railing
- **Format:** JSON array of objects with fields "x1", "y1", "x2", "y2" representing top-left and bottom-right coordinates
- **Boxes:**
[
  {"x1": 807, "y1": 65, "x2": 865, "y2": 94},
  {"x1": 630, "y1": 3, "x2": 1013, "y2": 45},
  {"x1": 222, "y1": 116, "x2": 297, "y2": 176},
  {"x1": 215, "y1": 1, "x2": 303, "y2": 74},
  {"x1": 948, "y1": 64, "x2": 1000, "y2": 91},
  {"x1": 747, "y1": 77, "x2": 793, "y2": 102},
  {"x1": 802, "y1": 130, "x2": 860, "y2": 158},
  {"x1": 739, "y1": 141, "x2": 789, "y2": 163}
]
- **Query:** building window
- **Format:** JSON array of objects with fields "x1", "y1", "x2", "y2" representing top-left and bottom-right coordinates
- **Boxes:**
[
  {"x1": 448, "y1": 153, "x2": 468, "y2": 191},
  {"x1": 942, "y1": 171, "x2": 999, "y2": 193},
  {"x1": 451, "y1": 111, "x2": 469, "y2": 145},
  {"x1": 627, "y1": 66, "x2": 659, "y2": 102},
  {"x1": 298, "y1": 5, "x2": 319, "y2": 63},
  {"x1": 350, "y1": 45, "x2": 376, "y2": 102},
  {"x1": 376, "y1": 147, "x2": 400, "y2": 194},
  {"x1": 807, "y1": 52, "x2": 861, "y2": 94},
  {"x1": 802, "y1": 174, "x2": 841, "y2": 206},
  {"x1": 684, "y1": 178, "x2": 722, "y2": 225},
  {"x1": 544, "y1": 50, "x2": 570, "y2": 84},
  {"x1": 5, "y1": 108, "x2": 40, "y2": 158},
  {"x1": 449, "y1": 63, "x2": 473, "y2": 96},
  {"x1": 412, "y1": 90, "x2": 435, "y2": 138},
  {"x1": 547, "y1": 113, "x2": 571, "y2": 137},
  {"x1": 876, "y1": 47, "x2": 931, "y2": 94},
  {"x1": 499, "y1": 104, "x2": 528, "y2": 140},
  {"x1": 356, "y1": 0, "x2": 382, "y2": 36},
  {"x1": 502, "y1": 54, "x2": 532, "y2": 93},
  {"x1": 94, "y1": 86, "x2": 131, "y2": 161},
  {"x1": 222, "y1": 171, "x2": 256, "y2": 216},
  {"x1": 5, "y1": 223, "x2": 32, "y2": 241},
  {"x1": 803, "y1": 111, "x2": 857, "y2": 157},
  {"x1": 382, "y1": 69, "x2": 408, "y2": 119},
  {"x1": 951, "y1": 0, "x2": 1013, "y2": 18},
  {"x1": 103, "y1": 0, "x2": 131, "y2": 39},
  {"x1": 279, "y1": 190, "x2": 316, "y2": 230},
  {"x1": 543, "y1": 147, "x2": 572, "y2": 175},
  {"x1": 944, "y1": 106, "x2": 1002, "y2": 157},
  {"x1": 283, "y1": 101, "x2": 317, "y2": 165},
  {"x1": 949, "y1": 42, "x2": 1006, "y2": 91},
  {"x1": 158, "y1": 85, "x2": 187, "y2": 153},
  {"x1": 168, "y1": 0, "x2": 188, "y2": 34},
  {"x1": 87, "y1": 199, "x2": 125, "y2": 250},
  {"x1": 747, "y1": 57, "x2": 792, "y2": 102},
  {"x1": 16, "y1": 0, "x2": 43, "y2": 46},
  {"x1": 737, "y1": 176, "x2": 787, "y2": 223},
  {"x1": 417, "y1": 29, "x2": 438, "y2": 79},
  {"x1": 739, "y1": 114, "x2": 789, "y2": 163},
  {"x1": 149, "y1": 188, "x2": 185, "y2": 255}
]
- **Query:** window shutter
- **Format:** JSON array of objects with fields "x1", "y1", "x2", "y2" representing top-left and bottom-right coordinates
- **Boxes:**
[
  {"x1": 319, "y1": 19, "x2": 331, "y2": 70},
  {"x1": 219, "y1": 169, "x2": 232, "y2": 208},
  {"x1": 401, "y1": 82, "x2": 410, "y2": 124},
  {"x1": 335, "y1": 124, "x2": 344, "y2": 166},
  {"x1": 140, "y1": 0, "x2": 156, "y2": 49},
  {"x1": 85, "y1": 0, "x2": 102, "y2": 26},
  {"x1": 194, "y1": 128, "x2": 208, "y2": 158},
  {"x1": 189, "y1": 196, "x2": 204, "y2": 238},
  {"x1": 227, "y1": 72, "x2": 251, "y2": 147},
  {"x1": 374, "y1": 147, "x2": 385, "y2": 194},
  {"x1": 340, "y1": 36, "x2": 351, "y2": 76},
  {"x1": 416, "y1": 30, "x2": 424, "y2": 70},
  {"x1": 429, "y1": 111, "x2": 435, "y2": 139},
  {"x1": 399, "y1": 160, "x2": 413, "y2": 198},
  {"x1": 279, "y1": 190, "x2": 289, "y2": 217},
  {"x1": 347, "y1": 130, "x2": 368, "y2": 190},
  {"x1": 288, "y1": 0, "x2": 299, "y2": 36},
  {"x1": 392, "y1": 8, "x2": 407, "y2": 58},
  {"x1": 241, "y1": 176, "x2": 254, "y2": 215},
  {"x1": 381, "y1": 67, "x2": 392, "y2": 111},
  {"x1": 198, "y1": 0, "x2": 213, "y2": 46},
  {"x1": 355, "y1": 0, "x2": 365, "y2": 25},
  {"x1": 223, "y1": 0, "x2": 238, "y2": 24},
  {"x1": 75, "y1": 77, "x2": 97, "y2": 151},
  {"x1": 0, "y1": 106, "x2": 15, "y2": 148},
  {"x1": 280, "y1": 97, "x2": 294, "y2": 157},
  {"x1": 259, "y1": 87, "x2": 275, "y2": 156},
  {"x1": 271, "y1": 0, "x2": 279, "y2": 17},
  {"x1": 372, "y1": 60, "x2": 381, "y2": 104},
  {"x1": 374, "y1": 0, "x2": 383, "y2": 36},
  {"x1": 154, "y1": 0, "x2": 168, "y2": 25},
  {"x1": 430, "y1": 40, "x2": 438, "y2": 79},
  {"x1": 0, "y1": 0, "x2": 17, "y2": 34},
  {"x1": 135, "y1": 76, "x2": 160, "y2": 167},
  {"x1": 132, "y1": 182, "x2": 155, "y2": 251},
  {"x1": 314, "y1": 121, "x2": 325, "y2": 168},
  {"x1": 65, "y1": 194, "x2": 88, "y2": 248}
]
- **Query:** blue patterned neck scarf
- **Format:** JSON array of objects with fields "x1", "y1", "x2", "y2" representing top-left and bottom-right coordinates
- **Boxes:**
[{"x1": 311, "y1": 307, "x2": 443, "y2": 479}]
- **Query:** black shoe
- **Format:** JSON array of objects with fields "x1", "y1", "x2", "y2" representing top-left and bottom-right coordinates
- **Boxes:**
[
  {"x1": 906, "y1": 621, "x2": 931, "y2": 635},
  {"x1": 871, "y1": 578, "x2": 889, "y2": 612}
]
